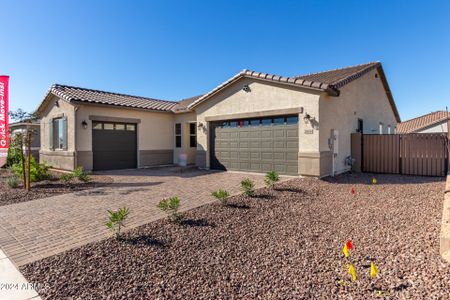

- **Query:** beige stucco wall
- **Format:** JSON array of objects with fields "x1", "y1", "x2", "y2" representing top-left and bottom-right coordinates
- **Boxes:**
[
  {"x1": 319, "y1": 68, "x2": 398, "y2": 175},
  {"x1": 193, "y1": 77, "x2": 322, "y2": 172},
  {"x1": 39, "y1": 96, "x2": 77, "y2": 170},
  {"x1": 173, "y1": 112, "x2": 197, "y2": 165},
  {"x1": 417, "y1": 121, "x2": 448, "y2": 133},
  {"x1": 75, "y1": 104, "x2": 175, "y2": 170}
]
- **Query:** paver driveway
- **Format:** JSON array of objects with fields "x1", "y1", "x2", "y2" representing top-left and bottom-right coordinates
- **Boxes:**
[{"x1": 0, "y1": 168, "x2": 281, "y2": 266}]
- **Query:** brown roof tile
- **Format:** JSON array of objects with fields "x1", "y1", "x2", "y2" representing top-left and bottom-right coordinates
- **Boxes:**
[
  {"x1": 397, "y1": 111, "x2": 450, "y2": 133},
  {"x1": 48, "y1": 84, "x2": 177, "y2": 111},
  {"x1": 188, "y1": 62, "x2": 385, "y2": 110},
  {"x1": 295, "y1": 62, "x2": 379, "y2": 89}
]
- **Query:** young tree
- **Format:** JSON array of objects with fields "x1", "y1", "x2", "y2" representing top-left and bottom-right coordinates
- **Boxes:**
[{"x1": 9, "y1": 109, "x2": 38, "y2": 191}]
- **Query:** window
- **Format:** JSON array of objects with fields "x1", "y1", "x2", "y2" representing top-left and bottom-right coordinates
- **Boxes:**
[
  {"x1": 286, "y1": 116, "x2": 299, "y2": 125},
  {"x1": 104, "y1": 123, "x2": 114, "y2": 130},
  {"x1": 92, "y1": 122, "x2": 102, "y2": 130},
  {"x1": 126, "y1": 124, "x2": 136, "y2": 131},
  {"x1": 229, "y1": 121, "x2": 238, "y2": 128},
  {"x1": 261, "y1": 118, "x2": 272, "y2": 126},
  {"x1": 50, "y1": 117, "x2": 67, "y2": 150},
  {"x1": 387, "y1": 125, "x2": 391, "y2": 134},
  {"x1": 379, "y1": 122, "x2": 384, "y2": 134},
  {"x1": 175, "y1": 123, "x2": 181, "y2": 148},
  {"x1": 189, "y1": 123, "x2": 196, "y2": 148},
  {"x1": 357, "y1": 119, "x2": 363, "y2": 133},
  {"x1": 115, "y1": 124, "x2": 125, "y2": 130},
  {"x1": 250, "y1": 119, "x2": 260, "y2": 126},
  {"x1": 273, "y1": 117, "x2": 285, "y2": 125}
]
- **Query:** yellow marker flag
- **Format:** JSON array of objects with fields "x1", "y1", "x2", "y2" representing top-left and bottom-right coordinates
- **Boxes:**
[
  {"x1": 342, "y1": 244, "x2": 349, "y2": 257},
  {"x1": 372, "y1": 178, "x2": 377, "y2": 184},
  {"x1": 370, "y1": 262, "x2": 378, "y2": 278},
  {"x1": 348, "y1": 264, "x2": 357, "y2": 281}
]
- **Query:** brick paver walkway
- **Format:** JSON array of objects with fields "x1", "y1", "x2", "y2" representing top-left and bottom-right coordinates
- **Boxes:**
[{"x1": 0, "y1": 168, "x2": 287, "y2": 266}]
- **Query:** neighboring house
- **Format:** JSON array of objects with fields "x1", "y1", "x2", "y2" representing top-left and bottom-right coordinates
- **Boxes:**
[
  {"x1": 397, "y1": 111, "x2": 449, "y2": 134},
  {"x1": 35, "y1": 62, "x2": 400, "y2": 177},
  {"x1": 9, "y1": 121, "x2": 41, "y2": 161}
]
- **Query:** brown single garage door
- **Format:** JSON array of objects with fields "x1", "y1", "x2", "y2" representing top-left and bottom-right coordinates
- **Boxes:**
[
  {"x1": 92, "y1": 121, "x2": 137, "y2": 171},
  {"x1": 210, "y1": 116, "x2": 299, "y2": 175}
]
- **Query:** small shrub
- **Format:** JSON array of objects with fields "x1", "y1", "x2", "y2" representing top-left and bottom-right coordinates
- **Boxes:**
[
  {"x1": 11, "y1": 157, "x2": 51, "y2": 182},
  {"x1": 264, "y1": 170, "x2": 279, "y2": 189},
  {"x1": 212, "y1": 189, "x2": 230, "y2": 206},
  {"x1": 60, "y1": 173, "x2": 74, "y2": 184},
  {"x1": 73, "y1": 166, "x2": 90, "y2": 182},
  {"x1": 157, "y1": 196, "x2": 182, "y2": 222},
  {"x1": 240, "y1": 178, "x2": 255, "y2": 196},
  {"x1": 106, "y1": 207, "x2": 129, "y2": 240},
  {"x1": 7, "y1": 176, "x2": 19, "y2": 188}
]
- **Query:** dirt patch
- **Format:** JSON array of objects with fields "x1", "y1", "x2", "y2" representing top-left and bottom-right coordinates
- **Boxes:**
[
  {"x1": 0, "y1": 168, "x2": 113, "y2": 207},
  {"x1": 21, "y1": 173, "x2": 448, "y2": 299}
]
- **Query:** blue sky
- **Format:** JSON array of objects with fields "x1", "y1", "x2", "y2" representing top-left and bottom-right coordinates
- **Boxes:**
[{"x1": 1, "y1": 0, "x2": 449, "y2": 121}]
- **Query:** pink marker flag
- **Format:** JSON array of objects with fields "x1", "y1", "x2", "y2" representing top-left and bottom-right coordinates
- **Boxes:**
[{"x1": 0, "y1": 75, "x2": 9, "y2": 167}]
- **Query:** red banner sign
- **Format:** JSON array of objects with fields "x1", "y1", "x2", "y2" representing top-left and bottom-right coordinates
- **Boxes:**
[{"x1": 0, "y1": 76, "x2": 9, "y2": 165}]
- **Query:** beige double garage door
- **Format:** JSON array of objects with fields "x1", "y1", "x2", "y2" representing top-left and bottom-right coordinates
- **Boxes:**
[{"x1": 210, "y1": 115, "x2": 299, "y2": 175}]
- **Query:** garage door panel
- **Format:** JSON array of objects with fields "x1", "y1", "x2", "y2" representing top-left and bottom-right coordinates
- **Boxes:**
[
  {"x1": 93, "y1": 123, "x2": 137, "y2": 171},
  {"x1": 286, "y1": 152, "x2": 298, "y2": 160},
  {"x1": 261, "y1": 152, "x2": 273, "y2": 160},
  {"x1": 211, "y1": 117, "x2": 299, "y2": 175}
]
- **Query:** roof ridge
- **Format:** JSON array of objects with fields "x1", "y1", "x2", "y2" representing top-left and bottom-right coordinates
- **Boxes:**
[
  {"x1": 295, "y1": 61, "x2": 380, "y2": 79},
  {"x1": 52, "y1": 83, "x2": 176, "y2": 104}
]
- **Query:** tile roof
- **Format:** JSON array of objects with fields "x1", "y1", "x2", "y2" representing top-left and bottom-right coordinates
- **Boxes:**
[
  {"x1": 42, "y1": 84, "x2": 177, "y2": 112},
  {"x1": 188, "y1": 62, "x2": 391, "y2": 112},
  {"x1": 295, "y1": 62, "x2": 379, "y2": 89},
  {"x1": 397, "y1": 111, "x2": 450, "y2": 133},
  {"x1": 171, "y1": 95, "x2": 203, "y2": 113}
]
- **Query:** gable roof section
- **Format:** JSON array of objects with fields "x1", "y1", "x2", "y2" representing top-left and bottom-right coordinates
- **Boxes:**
[
  {"x1": 171, "y1": 95, "x2": 203, "y2": 113},
  {"x1": 397, "y1": 111, "x2": 450, "y2": 133},
  {"x1": 37, "y1": 84, "x2": 177, "y2": 115},
  {"x1": 188, "y1": 62, "x2": 400, "y2": 122}
]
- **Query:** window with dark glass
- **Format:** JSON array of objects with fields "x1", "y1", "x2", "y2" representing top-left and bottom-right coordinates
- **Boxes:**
[
  {"x1": 250, "y1": 119, "x2": 260, "y2": 126},
  {"x1": 286, "y1": 116, "x2": 299, "y2": 125},
  {"x1": 51, "y1": 117, "x2": 67, "y2": 150},
  {"x1": 189, "y1": 123, "x2": 196, "y2": 148},
  {"x1": 175, "y1": 123, "x2": 181, "y2": 148},
  {"x1": 229, "y1": 121, "x2": 238, "y2": 128},
  {"x1": 261, "y1": 118, "x2": 272, "y2": 126},
  {"x1": 273, "y1": 117, "x2": 285, "y2": 125}
]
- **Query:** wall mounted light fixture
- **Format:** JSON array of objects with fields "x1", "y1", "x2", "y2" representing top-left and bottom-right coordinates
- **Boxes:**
[
  {"x1": 303, "y1": 113, "x2": 311, "y2": 124},
  {"x1": 82, "y1": 120, "x2": 88, "y2": 129}
]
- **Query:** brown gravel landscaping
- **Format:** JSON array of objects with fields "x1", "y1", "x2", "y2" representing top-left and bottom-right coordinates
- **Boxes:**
[
  {"x1": 0, "y1": 168, "x2": 113, "y2": 206},
  {"x1": 21, "y1": 173, "x2": 449, "y2": 299}
]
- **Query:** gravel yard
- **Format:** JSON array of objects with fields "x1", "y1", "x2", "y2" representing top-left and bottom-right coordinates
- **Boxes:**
[
  {"x1": 21, "y1": 173, "x2": 448, "y2": 299},
  {"x1": 0, "y1": 168, "x2": 113, "y2": 206}
]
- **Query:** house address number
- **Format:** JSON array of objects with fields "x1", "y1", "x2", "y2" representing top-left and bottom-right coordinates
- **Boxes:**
[{"x1": 304, "y1": 129, "x2": 314, "y2": 134}]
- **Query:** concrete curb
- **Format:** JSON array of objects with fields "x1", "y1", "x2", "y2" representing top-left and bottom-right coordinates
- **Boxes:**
[
  {"x1": 439, "y1": 173, "x2": 450, "y2": 262},
  {"x1": 0, "y1": 249, "x2": 41, "y2": 300}
]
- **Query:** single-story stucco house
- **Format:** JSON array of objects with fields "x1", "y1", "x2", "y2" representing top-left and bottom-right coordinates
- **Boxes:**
[
  {"x1": 35, "y1": 62, "x2": 400, "y2": 177},
  {"x1": 397, "y1": 111, "x2": 449, "y2": 134}
]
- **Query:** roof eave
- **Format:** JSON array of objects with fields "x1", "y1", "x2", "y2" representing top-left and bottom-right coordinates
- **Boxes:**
[{"x1": 188, "y1": 72, "x2": 330, "y2": 110}]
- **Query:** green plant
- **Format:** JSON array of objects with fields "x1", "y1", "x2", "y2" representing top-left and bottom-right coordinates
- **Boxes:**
[
  {"x1": 11, "y1": 157, "x2": 51, "y2": 183},
  {"x1": 7, "y1": 176, "x2": 19, "y2": 188},
  {"x1": 60, "y1": 173, "x2": 74, "y2": 184},
  {"x1": 73, "y1": 166, "x2": 90, "y2": 182},
  {"x1": 106, "y1": 207, "x2": 130, "y2": 240},
  {"x1": 212, "y1": 189, "x2": 230, "y2": 206},
  {"x1": 240, "y1": 178, "x2": 255, "y2": 196},
  {"x1": 264, "y1": 170, "x2": 280, "y2": 189},
  {"x1": 157, "y1": 196, "x2": 182, "y2": 222}
]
